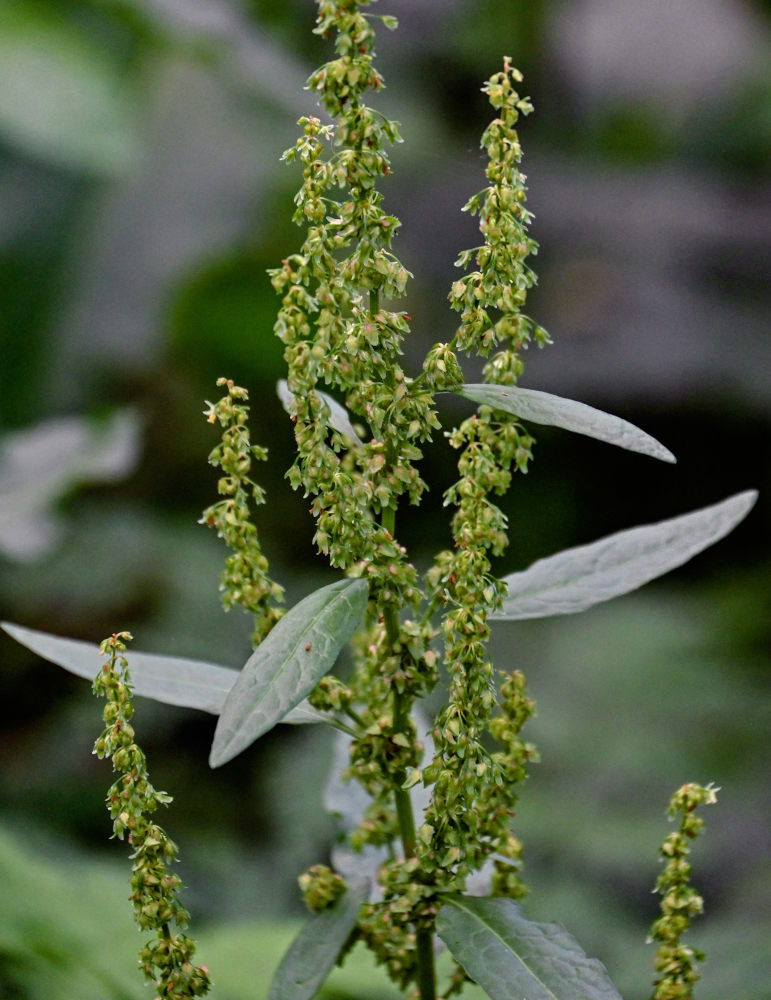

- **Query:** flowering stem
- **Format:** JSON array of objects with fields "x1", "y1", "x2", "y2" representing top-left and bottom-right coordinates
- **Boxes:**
[{"x1": 381, "y1": 497, "x2": 436, "y2": 1000}]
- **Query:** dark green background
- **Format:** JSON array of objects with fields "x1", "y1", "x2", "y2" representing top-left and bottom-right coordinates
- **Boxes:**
[{"x1": 1, "y1": 1, "x2": 769, "y2": 997}]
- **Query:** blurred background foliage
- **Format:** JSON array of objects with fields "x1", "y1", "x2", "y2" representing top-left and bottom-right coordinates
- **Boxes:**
[{"x1": 0, "y1": 0, "x2": 769, "y2": 997}]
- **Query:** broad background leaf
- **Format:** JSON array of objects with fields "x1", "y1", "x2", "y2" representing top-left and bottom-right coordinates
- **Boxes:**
[
  {"x1": 0, "y1": 411, "x2": 140, "y2": 561},
  {"x1": 0, "y1": 0, "x2": 137, "y2": 174},
  {"x1": 210, "y1": 578, "x2": 368, "y2": 767},
  {"x1": 1, "y1": 622, "x2": 334, "y2": 725},
  {"x1": 277, "y1": 379, "x2": 361, "y2": 442},
  {"x1": 267, "y1": 880, "x2": 369, "y2": 1000},
  {"x1": 492, "y1": 490, "x2": 757, "y2": 620},
  {"x1": 456, "y1": 384, "x2": 675, "y2": 462},
  {"x1": 437, "y1": 896, "x2": 623, "y2": 1000}
]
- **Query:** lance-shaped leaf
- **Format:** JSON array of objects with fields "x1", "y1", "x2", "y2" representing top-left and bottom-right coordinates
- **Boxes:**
[
  {"x1": 210, "y1": 578, "x2": 368, "y2": 767},
  {"x1": 0, "y1": 622, "x2": 337, "y2": 726},
  {"x1": 1, "y1": 622, "x2": 236, "y2": 713},
  {"x1": 437, "y1": 895, "x2": 623, "y2": 1000},
  {"x1": 455, "y1": 384, "x2": 675, "y2": 462},
  {"x1": 277, "y1": 379, "x2": 361, "y2": 442},
  {"x1": 492, "y1": 490, "x2": 758, "y2": 621},
  {"x1": 267, "y1": 880, "x2": 369, "y2": 1000}
]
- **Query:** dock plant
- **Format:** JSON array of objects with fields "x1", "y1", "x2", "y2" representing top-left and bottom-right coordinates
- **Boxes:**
[{"x1": 2, "y1": 2, "x2": 757, "y2": 999}]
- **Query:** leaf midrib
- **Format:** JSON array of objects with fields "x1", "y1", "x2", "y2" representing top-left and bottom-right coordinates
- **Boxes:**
[
  {"x1": 445, "y1": 897, "x2": 560, "y2": 1000},
  {"x1": 223, "y1": 582, "x2": 353, "y2": 751}
]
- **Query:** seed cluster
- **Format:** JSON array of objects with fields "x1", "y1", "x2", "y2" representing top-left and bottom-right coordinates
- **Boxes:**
[{"x1": 93, "y1": 633, "x2": 211, "y2": 999}]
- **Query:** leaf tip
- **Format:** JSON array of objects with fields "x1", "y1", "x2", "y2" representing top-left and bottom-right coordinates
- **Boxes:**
[{"x1": 732, "y1": 488, "x2": 759, "y2": 519}]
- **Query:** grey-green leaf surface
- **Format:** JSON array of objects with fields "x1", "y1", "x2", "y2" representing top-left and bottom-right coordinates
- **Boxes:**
[
  {"x1": 0, "y1": 622, "x2": 236, "y2": 713},
  {"x1": 491, "y1": 490, "x2": 757, "y2": 621},
  {"x1": 277, "y1": 379, "x2": 361, "y2": 442},
  {"x1": 281, "y1": 699, "x2": 337, "y2": 726},
  {"x1": 267, "y1": 880, "x2": 369, "y2": 1000},
  {"x1": 455, "y1": 384, "x2": 675, "y2": 462},
  {"x1": 0, "y1": 410, "x2": 140, "y2": 560},
  {"x1": 437, "y1": 896, "x2": 623, "y2": 1000},
  {"x1": 0, "y1": 623, "x2": 337, "y2": 727},
  {"x1": 209, "y1": 578, "x2": 368, "y2": 767}
]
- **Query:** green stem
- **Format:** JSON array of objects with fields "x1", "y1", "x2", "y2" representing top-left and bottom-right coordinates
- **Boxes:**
[
  {"x1": 416, "y1": 928, "x2": 437, "y2": 1000},
  {"x1": 344, "y1": 705, "x2": 368, "y2": 729},
  {"x1": 380, "y1": 492, "x2": 436, "y2": 1000}
]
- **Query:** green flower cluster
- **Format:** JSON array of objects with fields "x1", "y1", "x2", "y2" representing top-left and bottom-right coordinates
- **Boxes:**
[
  {"x1": 274, "y1": 4, "x2": 549, "y2": 993},
  {"x1": 448, "y1": 56, "x2": 550, "y2": 380},
  {"x1": 93, "y1": 633, "x2": 211, "y2": 999},
  {"x1": 298, "y1": 864, "x2": 347, "y2": 914},
  {"x1": 269, "y1": 0, "x2": 438, "y2": 892},
  {"x1": 267, "y1": 5, "x2": 436, "y2": 595},
  {"x1": 649, "y1": 782, "x2": 719, "y2": 1000},
  {"x1": 201, "y1": 377, "x2": 284, "y2": 646},
  {"x1": 420, "y1": 59, "x2": 545, "y2": 893}
]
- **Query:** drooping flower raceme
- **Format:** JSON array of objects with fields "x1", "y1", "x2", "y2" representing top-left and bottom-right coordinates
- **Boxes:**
[
  {"x1": 93, "y1": 632, "x2": 211, "y2": 1000},
  {"x1": 201, "y1": 377, "x2": 285, "y2": 647}
]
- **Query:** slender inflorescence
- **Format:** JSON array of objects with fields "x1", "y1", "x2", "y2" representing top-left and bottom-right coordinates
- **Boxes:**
[
  {"x1": 422, "y1": 57, "x2": 548, "y2": 899},
  {"x1": 649, "y1": 783, "x2": 718, "y2": 1000},
  {"x1": 201, "y1": 377, "x2": 285, "y2": 646},
  {"x1": 271, "y1": 4, "x2": 549, "y2": 997},
  {"x1": 93, "y1": 633, "x2": 211, "y2": 999}
]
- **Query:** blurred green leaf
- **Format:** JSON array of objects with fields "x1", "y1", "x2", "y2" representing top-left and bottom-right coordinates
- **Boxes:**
[
  {"x1": 0, "y1": 0, "x2": 138, "y2": 173},
  {"x1": 0, "y1": 410, "x2": 140, "y2": 560},
  {"x1": 168, "y1": 252, "x2": 287, "y2": 387}
]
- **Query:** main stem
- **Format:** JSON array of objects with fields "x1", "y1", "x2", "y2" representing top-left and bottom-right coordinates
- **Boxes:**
[{"x1": 374, "y1": 286, "x2": 436, "y2": 1000}]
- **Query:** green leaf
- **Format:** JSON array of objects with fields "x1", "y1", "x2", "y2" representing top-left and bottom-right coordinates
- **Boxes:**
[
  {"x1": 0, "y1": 622, "x2": 236, "y2": 713},
  {"x1": 455, "y1": 384, "x2": 675, "y2": 462},
  {"x1": 491, "y1": 490, "x2": 758, "y2": 621},
  {"x1": 267, "y1": 880, "x2": 369, "y2": 1000},
  {"x1": 209, "y1": 578, "x2": 368, "y2": 767},
  {"x1": 277, "y1": 380, "x2": 361, "y2": 443},
  {"x1": 0, "y1": 622, "x2": 337, "y2": 727},
  {"x1": 437, "y1": 895, "x2": 623, "y2": 1000},
  {"x1": 281, "y1": 700, "x2": 338, "y2": 726}
]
